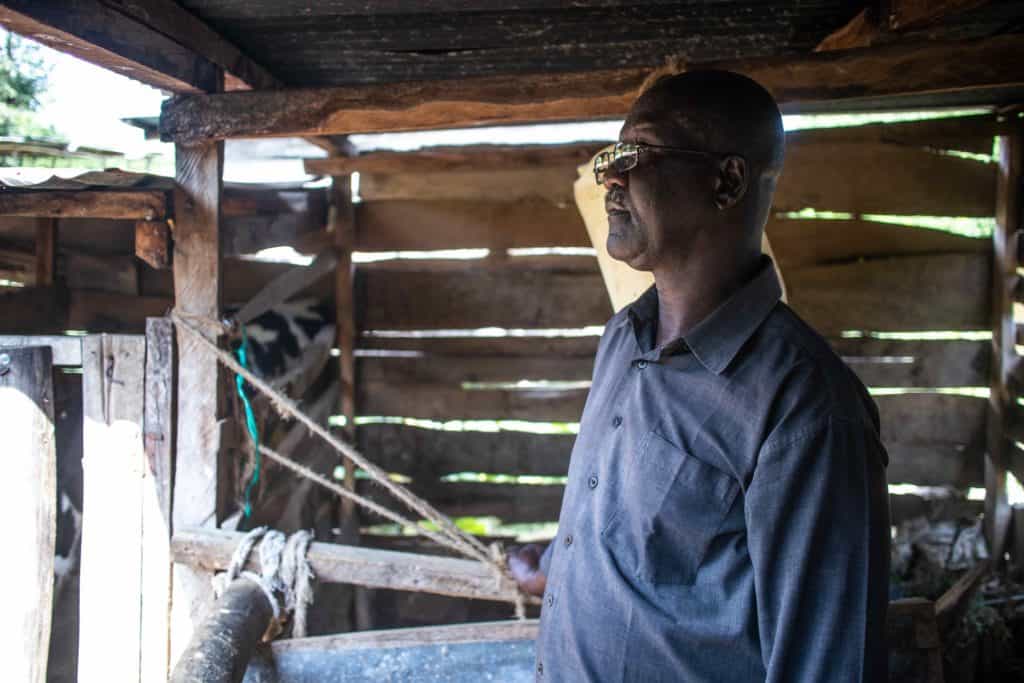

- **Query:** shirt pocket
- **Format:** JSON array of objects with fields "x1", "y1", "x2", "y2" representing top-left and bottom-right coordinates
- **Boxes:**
[{"x1": 601, "y1": 428, "x2": 739, "y2": 586}]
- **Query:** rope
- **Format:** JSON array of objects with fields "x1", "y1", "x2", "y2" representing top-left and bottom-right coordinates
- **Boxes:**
[
  {"x1": 234, "y1": 326, "x2": 261, "y2": 518},
  {"x1": 212, "y1": 526, "x2": 317, "y2": 637},
  {"x1": 170, "y1": 311, "x2": 530, "y2": 614}
]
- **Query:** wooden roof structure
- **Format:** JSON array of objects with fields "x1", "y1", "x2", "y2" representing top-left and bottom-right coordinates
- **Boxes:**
[{"x1": 3, "y1": 3, "x2": 1024, "y2": 681}]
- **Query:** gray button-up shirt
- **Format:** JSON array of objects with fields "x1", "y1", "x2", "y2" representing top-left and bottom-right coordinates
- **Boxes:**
[{"x1": 535, "y1": 258, "x2": 890, "y2": 682}]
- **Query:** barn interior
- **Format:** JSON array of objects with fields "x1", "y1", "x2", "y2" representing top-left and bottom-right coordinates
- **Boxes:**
[{"x1": 1, "y1": 1, "x2": 1023, "y2": 682}]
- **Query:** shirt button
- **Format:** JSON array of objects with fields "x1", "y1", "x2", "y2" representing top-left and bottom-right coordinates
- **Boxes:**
[
  {"x1": 611, "y1": 415, "x2": 622, "y2": 428},
  {"x1": 564, "y1": 534, "x2": 573, "y2": 547},
  {"x1": 588, "y1": 475, "x2": 599, "y2": 489},
  {"x1": 546, "y1": 593, "x2": 554, "y2": 607},
  {"x1": 537, "y1": 662, "x2": 544, "y2": 676},
  {"x1": 637, "y1": 359, "x2": 648, "y2": 369}
]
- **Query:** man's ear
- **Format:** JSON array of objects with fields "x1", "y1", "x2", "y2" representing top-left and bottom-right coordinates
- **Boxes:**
[{"x1": 713, "y1": 155, "x2": 748, "y2": 209}]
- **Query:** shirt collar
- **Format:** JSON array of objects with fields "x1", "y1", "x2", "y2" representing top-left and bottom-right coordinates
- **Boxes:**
[{"x1": 624, "y1": 256, "x2": 782, "y2": 375}]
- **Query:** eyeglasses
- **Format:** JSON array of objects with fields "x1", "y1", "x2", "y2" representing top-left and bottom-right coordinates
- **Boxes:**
[{"x1": 593, "y1": 141, "x2": 720, "y2": 186}]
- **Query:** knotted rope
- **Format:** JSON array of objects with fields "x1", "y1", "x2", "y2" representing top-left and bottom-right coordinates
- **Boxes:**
[
  {"x1": 171, "y1": 311, "x2": 530, "y2": 618},
  {"x1": 212, "y1": 526, "x2": 316, "y2": 637}
]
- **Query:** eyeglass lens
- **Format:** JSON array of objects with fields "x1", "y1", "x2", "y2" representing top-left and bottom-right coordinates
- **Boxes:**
[{"x1": 594, "y1": 143, "x2": 639, "y2": 184}]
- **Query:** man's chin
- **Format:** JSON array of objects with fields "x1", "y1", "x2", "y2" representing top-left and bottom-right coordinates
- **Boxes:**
[{"x1": 607, "y1": 236, "x2": 650, "y2": 270}]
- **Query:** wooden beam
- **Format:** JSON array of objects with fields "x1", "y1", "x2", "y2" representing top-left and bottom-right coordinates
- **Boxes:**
[
  {"x1": 135, "y1": 220, "x2": 172, "y2": 270},
  {"x1": 0, "y1": 336, "x2": 81, "y2": 365},
  {"x1": 0, "y1": 190, "x2": 168, "y2": 220},
  {"x1": 78, "y1": 335, "x2": 147, "y2": 683},
  {"x1": 333, "y1": 181, "x2": 359, "y2": 523},
  {"x1": 171, "y1": 527, "x2": 524, "y2": 603},
  {"x1": 0, "y1": 0, "x2": 218, "y2": 93},
  {"x1": 142, "y1": 319, "x2": 175, "y2": 682},
  {"x1": 98, "y1": 0, "x2": 280, "y2": 90},
  {"x1": 986, "y1": 118, "x2": 1023, "y2": 564},
  {"x1": 0, "y1": 346, "x2": 56, "y2": 683},
  {"x1": 161, "y1": 35, "x2": 1024, "y2": 143},
  {"x1": 170, "y1": 68, "x2": 225, "y2": 670}
]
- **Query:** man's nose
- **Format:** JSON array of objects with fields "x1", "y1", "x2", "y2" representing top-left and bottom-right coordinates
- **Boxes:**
[{"x1": 602, "y1": 166, "x2": 628, "y2": 191}]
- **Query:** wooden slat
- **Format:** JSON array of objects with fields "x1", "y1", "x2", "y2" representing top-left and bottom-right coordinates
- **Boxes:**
[
  {"x1": 0, "y1": 285, "x2": 68, "y2": 334},
  {"x1": 78, "y1": 335, "x2": 146, "y2": 683},
  {"x1": 363, "y1": 269, "x2": 611, "y2": 330},
  {"x1": 171, "y1": 527, "x2": 523, "y2": 603},
  {"x1": 0, "y1": 336, "x2": 81, "y2": 365},
  {"x1": 774, "y1": 142, "x2": 996, "y2": 216},
  {"x1": 34, "y1": 218, "x2": 56, "y2": 286},
  {"x1": 784, "y1": 113, "x2": 1005, "y2": 156},
  {"x1": 0, "y1": 0, "x2": 218, "y2": 93},
  {"x1": 786, "y1": 253, "x2": 991, "y2": 334},
  {"x1": 830, "y1": 338, "x2": 989, "y2": 388},
  {"x1": 358, "y1": 424, "x2": 575, "y2": 478},
  {"x1": 65, "y1": 251, "x2": 139, "y2": 296},
  {"x1": 359, "y1": 383, "x2": 587, "y2": 422},
  {"x1": 67, "y1": 291, "x2": 170, "y2": 333},
  {"x1": 889, "y1": 0, "x2": 989, "y2": 30},
  {"x1": 360, "y1": 355, "x2": 593, "y2": 386},
  {"x1": 356, "y1": 199, "x2": 589, "y2": 250},
  {"x1": 360, "y1": 335, "x2": 601, "y2": 357},
  {"x1": 0, "y1": 346, "x2": 56, "y2": 683},
  {"x1": 159, "y1": 35, "x2": 1024, "y2": 143},
  {"x1": 142, "y1": 320, "x2": 175, "y2": 682},
  {"x1": 307, "y1": 143, "x2": 603, "y2": 176},
  {"x1": 0, "y1": 189, "x2": 168, "y2": 220},
  {"x1": 766, "y1": 219, "x2": 987, "y2": 270},
  {"x1": 359, "y1": 166, "x2": 582, "y2": 203}
]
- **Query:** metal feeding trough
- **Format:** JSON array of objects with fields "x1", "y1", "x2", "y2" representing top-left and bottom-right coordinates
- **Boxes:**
[{"x1": 242, "y1": 621, "x2": 538, "y2": 683}]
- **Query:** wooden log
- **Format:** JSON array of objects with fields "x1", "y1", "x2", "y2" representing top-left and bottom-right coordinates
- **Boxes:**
[
  {"x1": 0, "y1": 0, "x2": 218, "y2": 93},
  {"x1": 829, "y1": 338, "x2": 990, "y2": 388},
  {"x1": 66, "y1": 290, "x2": 170, "y2": 333},
  {"x1": 142, "y1": 319, "x2": 175, "y2": 682},
  {"x1": 766, "y1": 218, "x2": 987, "y2": 271},
  {"x1": 136, "y1": 220, "x2": 172, "y2": 270},
  {"x1": 355, "y1": 199, "x2": 589, "y2": 250},
  {"x1": 0, "y1": 345, "x2": 56, "y2": 683},
  {"x1": 785, "y1": 253, "x2": 991, "y2": 334},
  {"x1": 0, "y1": 189, "x2": 168, "y2": 219},
  {"x1": 889, "y1": 0, "x2": 989, "y2": 30},
  {"x1": 78, "y1": 335, "x2": 147, "y2": 683},
  {"x1": 774, "y1": 140, "x2": 996, "y2": 217},
  {"x1": 160, "y1": 35, "x2": 1024, "y2": 143},
  {"x1": 363, "y1": 269, "x2": 611, "y2": 330},
  {"x1": 170, "y1": 580, "x2": 275, "y2": 683},
  {"x1": 172, "y1": 527, "x2": 524, "y2": 603}
]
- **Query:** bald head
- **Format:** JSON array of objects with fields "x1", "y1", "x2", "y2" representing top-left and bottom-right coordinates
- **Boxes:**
[{"x1": 633, "y1": 70, "x2": 785, "y2": 199}]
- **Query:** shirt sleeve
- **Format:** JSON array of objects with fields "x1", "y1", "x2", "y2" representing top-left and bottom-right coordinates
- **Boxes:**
[{"x1": 745, "y1": 414, "x2": 890, "y2": 682}]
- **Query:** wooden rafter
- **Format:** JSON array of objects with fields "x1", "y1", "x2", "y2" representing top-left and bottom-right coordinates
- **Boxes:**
[
  {"x1": 0, "y1": 0, "x2": 218, "y2": 93},
  {"x1": 161, "y1": 34, "x2": 1024, "y2": 143}
]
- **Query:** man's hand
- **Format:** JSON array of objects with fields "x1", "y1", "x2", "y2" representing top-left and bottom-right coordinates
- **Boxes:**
[{"x1": 507, "y1": 543, "x2": 548, "y2": 597}]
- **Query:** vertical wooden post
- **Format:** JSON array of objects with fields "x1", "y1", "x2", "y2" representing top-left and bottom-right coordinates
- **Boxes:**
[
  {"x1": 333, "y1": 177, "x2": 359, "y2": 519},
  {"x1": 987, "y1": 115, "x2": 1022, "y2": 565},
  {"x1": 34, "y1": 218, "x2": 56, "y2": 287},
  {"x1": 142, "y1": 319, "x2": 175, "y2": 681},
  {"x1": 0, "y1": 345, "x2": 56, "y2": 683},
  {"x1": 78, "y1": 335, "x2": 147, "y2": 682},
  {"x1": 170, "y1": 68, "x2": 226, "y2": 664}
]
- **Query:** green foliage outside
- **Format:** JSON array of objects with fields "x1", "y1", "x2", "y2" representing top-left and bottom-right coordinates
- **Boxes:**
[{"x1": 0, "y1": 29, "x2": 62, "y2": 141}]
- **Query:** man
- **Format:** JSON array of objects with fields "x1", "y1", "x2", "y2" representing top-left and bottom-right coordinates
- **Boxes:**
[{"x1": 508, "y1": 70, "x2": 891, "y2": 682}]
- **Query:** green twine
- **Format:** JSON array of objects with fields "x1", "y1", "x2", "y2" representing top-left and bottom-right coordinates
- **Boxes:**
[{"x1": 234, "y1": 327, "x2": 261, "y2": 518}]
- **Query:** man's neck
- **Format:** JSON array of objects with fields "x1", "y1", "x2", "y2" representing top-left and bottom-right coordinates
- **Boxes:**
[{"x1": 651, "y1": 244, "x2": 761, "y2": 348}]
